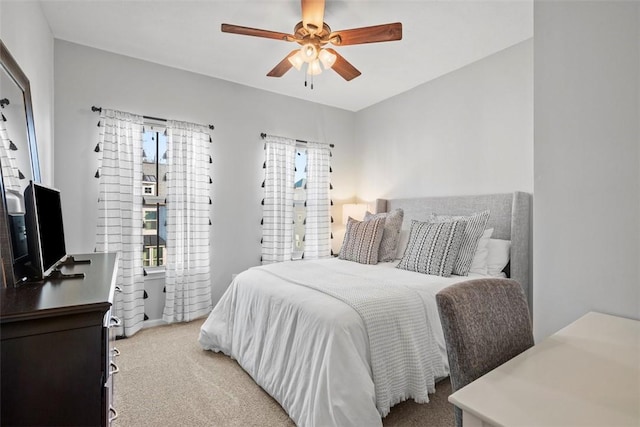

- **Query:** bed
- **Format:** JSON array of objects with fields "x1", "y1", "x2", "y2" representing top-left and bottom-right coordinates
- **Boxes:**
[{"x1": 199, "y1": 192, "x2": 531, "y2": 426}]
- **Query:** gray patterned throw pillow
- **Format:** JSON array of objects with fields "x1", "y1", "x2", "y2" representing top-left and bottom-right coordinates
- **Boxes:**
[
  {"x1": 339, "y1": 217, "x2": 386, "y2": 265},
  {"x1": 364, "y1": 208, "x2": 404, "y2": 262},
  {"x1": 428, "y1": 210, "x2": 490, "y2": 276},
  {"x1": 396, "y1": 219, "x2": 466, "y2": 277}
]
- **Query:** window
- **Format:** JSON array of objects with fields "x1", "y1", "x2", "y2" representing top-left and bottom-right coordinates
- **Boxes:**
[
  {"x1": 143, "y1": 208, "x2": 157, "y2": 231},
  {"x1": 292, "y1": 147, "x2": 307, "y2": 259},
  {"x1": 142, "y1": 127, "x2": 167, "y2": 268},
  {"x1": 261, "y1": 136, "x2": 331, "y2": 263}
]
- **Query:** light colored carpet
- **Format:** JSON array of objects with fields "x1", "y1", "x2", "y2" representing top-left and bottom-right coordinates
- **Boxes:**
[{"x1": 113, "y1": 319, "x2": 455, "y2": 426}]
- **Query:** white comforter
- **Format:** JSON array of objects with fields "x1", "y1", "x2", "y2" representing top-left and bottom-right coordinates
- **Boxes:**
[{"x1": 199, "y1": 258, "x2": 477, "y2": 426}]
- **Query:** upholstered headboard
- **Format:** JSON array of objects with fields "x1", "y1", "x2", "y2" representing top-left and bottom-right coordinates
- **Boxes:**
[{"x1": 376, "y1": 192, "x2": 532, "y2": 304}]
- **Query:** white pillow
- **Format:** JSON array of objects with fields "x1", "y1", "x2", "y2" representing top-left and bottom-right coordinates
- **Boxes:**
[
  {"x1": 468, "y1": 228, "x2": 494, "y2": 275},
  {"x1": 395, "y1": 229, "x2": 411, "y2": 259},
  {"x1": 487, "y1": 238, "x2": 511, "y2": 277}
]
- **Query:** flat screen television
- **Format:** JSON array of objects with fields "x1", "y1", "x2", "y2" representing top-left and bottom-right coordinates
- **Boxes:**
[{"x1": 23, "y1": 181, "x2": 67, "y2": 280}]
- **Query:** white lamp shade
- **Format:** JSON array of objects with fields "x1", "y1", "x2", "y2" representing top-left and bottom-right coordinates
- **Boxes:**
[
  {"x1": 319, "y1": 49, "x2": 337, "y2": 69},
  {"x1": 307, "y1": 59, "x2": 322, "y2": 76},
  {"x1": 288, "y1": 51, "x2": 305, "y2": 71},
  {"x1": 342, "y1": 203, "x2": 369, "y2": 224}
]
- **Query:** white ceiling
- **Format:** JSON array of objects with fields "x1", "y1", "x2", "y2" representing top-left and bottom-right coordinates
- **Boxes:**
[{"x1": 40, "y1": 0, "x2": 533, "y2": 112}]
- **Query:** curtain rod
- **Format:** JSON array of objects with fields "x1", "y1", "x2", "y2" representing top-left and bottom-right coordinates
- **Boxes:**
[
  {"x1": 91, "y1": 106, "x2": 214, "y2": 130},
  {"x1": 260, "y1": 132, "x2": 334, "y2": 148}
]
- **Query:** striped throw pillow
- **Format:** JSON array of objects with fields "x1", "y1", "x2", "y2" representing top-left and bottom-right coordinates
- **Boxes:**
[
  {"x1": 339, "y1": 217, "x2": 386, "y2": 265},
  {"x1": 364, "y1": 208, "x2": 404, "y2": 262},
  {"x1": 396, "y1": 219, "x2": 466, "y2": 277},
  {"x1": 429, "y1": 210, "x2": 490, "y2": 276}
]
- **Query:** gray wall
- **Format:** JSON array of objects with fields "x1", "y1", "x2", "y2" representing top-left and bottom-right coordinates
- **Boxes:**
[
  {"x1": 0, "y1": 1, "x2": 54, "y2": 185},
  {"x1": 354, "y1": 39, "x2": 533, "y2": 201},
  {"x1": 533, "y1": 1, "x2": 640, "y2": 340},
  {"x1": 53, "y1": 40, "x2": 358, "y2": 305}
]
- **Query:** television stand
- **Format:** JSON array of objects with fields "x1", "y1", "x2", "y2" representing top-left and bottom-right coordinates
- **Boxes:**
[
  {"x1": 47, "y1": 269, "x2": 85, "y2": 280},
  {"x1": 59, "y1": 255, "x2": 92, "y2": 266}
]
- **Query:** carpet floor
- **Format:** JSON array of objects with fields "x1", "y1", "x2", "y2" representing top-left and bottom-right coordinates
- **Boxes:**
[{"x1": 113, "y1": 318, "x2": 455, "y2": 426}]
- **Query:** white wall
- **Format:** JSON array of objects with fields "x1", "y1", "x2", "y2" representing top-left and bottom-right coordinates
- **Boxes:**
[
  {"x1": 53, "y1": 40, "x2": 357, "y2": 305},
  {"x1": 354, "y1": 39, "x2": 533, "y2": 201},
  {"x1": 533, "y1": 1, "x2": 639, "y2": 340},
  {"x1": 0, "y1": 0, "x2": 55, "y2": 185}
]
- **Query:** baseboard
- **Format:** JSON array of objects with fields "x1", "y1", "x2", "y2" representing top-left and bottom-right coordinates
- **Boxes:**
[{"x1": 143, "y1": 318, "x2": 167, "y2": 329}]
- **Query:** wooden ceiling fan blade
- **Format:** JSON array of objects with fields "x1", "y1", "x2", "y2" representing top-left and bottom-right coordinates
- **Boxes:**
[
  {"x1": 221, "y1": 24, "x2": 294, "y2": 42},
  {"x1": 325, "y1": 48, "x2": 361, "y2": 81},
  {"x1": 267, "y1": 50, "x2": 299, "y2": 77},
  {"x1": 301, "y1": 0, "x2": 325, "y2": 33},
  {"x1": 331, "y1": 22, "x2": 402, "y2": 46}
]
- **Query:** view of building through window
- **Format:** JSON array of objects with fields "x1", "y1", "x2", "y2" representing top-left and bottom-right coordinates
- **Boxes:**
[
  {"x1": 293, "y1": 148, "x2": 307, "y2": 259},
  {"x1": 142, "y1": 128, "x2": 167, "y2": 267}
]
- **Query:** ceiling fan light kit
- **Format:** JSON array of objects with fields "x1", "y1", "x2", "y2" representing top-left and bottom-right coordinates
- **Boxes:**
[{"x1": 221, "y1": 0, "x2": 402, "y2": 88}]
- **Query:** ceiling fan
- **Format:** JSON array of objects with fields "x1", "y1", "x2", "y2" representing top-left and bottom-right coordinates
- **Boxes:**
[{"x1": 221, "y1": 0, "x2": 402, "y2": 83}]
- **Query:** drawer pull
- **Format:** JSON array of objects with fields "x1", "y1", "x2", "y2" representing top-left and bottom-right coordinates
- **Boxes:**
[
  {"x1": 112, "y1": 347, "x2": 121, "y2": 357},
  {"x1": 109, "y1": 406, "x2": 118, "y2": 423},
  {"x1": 115, "y1": 286, "x2": 122, "y2": 293},
  {"x1": 110, "y1": 361, "x2": 120, "y2": 375},
  {"x1": 109, "y1": 316, "x2": 122, "y2": 327}
]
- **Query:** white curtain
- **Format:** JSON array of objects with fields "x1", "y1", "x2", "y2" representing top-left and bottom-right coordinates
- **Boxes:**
[
  {"x1": 304, "y1": 141, "x2": 332, "y2": 259},
  {"x1": 0, "y1": 120, "x2": 22, "y2": 193},
  {"x1": 261, "y1": 136, "x2": 296, "y2": 264},
  {"x1": 163, "y1": 120, "x2": 212, "y2": 323},
  {"x1": 95, "y1": 109, "x2": 145, "y2": 337}
]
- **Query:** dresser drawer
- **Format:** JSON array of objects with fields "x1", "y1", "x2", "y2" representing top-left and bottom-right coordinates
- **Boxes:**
[{"x1": 1, "y1": 324, "x2": 104, "y2": 426}]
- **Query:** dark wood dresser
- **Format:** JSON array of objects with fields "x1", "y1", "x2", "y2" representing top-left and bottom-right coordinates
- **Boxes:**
[{"x1": 0, "y1": 252, "x2": 119, "y2": 426}]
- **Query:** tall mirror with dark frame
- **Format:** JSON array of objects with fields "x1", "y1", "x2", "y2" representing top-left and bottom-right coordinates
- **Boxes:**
[{"x1": 0, "y1": 39, "x2": 42, "y2": 287}]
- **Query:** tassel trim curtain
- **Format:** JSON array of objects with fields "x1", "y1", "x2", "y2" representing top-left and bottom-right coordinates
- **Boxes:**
[
  {"x1": 261, "y1": 136, "x2": 296, "y2": 264},
  {"x1": 163, "y1": 120, "x2": 212, "y2": 323},
  {"x1": 261, "y1": 135, "x2": 333, "y2": 262},
  {"x1": 95, "y1": 109, "x2": 145, "y2": 337},
  {"x1": 304, "y1": 141, "x2": 332, "y2": 259},
  {"x1": 0, "y1": 118, "x2": 23, "y2": 193}
]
